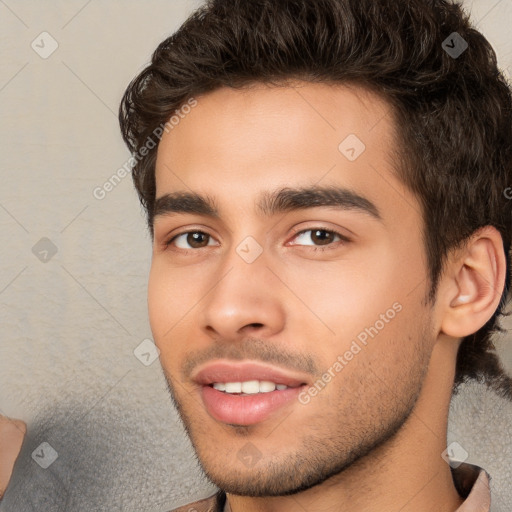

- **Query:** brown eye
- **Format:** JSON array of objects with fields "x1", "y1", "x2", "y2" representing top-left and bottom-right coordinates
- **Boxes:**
[
  {"x1": 292, "y1": 228, "x2": 342, "y2": 247},
  {"x1": 187, "y1": 232, "x2": 210, "y2": 248},
  {"x1": 310, "y1": 229, "x2": 335, "y2": 245},
  {"x1": 169, "y1": 231, "x2": 216, "y2": 249}
]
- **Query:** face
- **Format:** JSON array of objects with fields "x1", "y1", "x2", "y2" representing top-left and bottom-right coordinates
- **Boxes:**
[{"x1": 149, "y1": 82, "x2": 434, "y2": 496}]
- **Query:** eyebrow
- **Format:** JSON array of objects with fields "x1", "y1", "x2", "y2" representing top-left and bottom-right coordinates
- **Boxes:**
[{"x1": 153, "y1": 186, "x2": 382, "y2": 222}]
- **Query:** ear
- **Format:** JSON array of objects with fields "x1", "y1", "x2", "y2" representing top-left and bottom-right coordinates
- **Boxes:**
[{"x1": 439, "y1": 226, "x2": 507, "y2": 338}]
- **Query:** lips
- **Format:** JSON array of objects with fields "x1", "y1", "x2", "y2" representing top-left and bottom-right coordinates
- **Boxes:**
[
  {"x1": 193, "y1": 361, "x2": 309, "y2": 388},
  {"x1": 192, "y1": 361, "x2": 310, "y2": 426}
]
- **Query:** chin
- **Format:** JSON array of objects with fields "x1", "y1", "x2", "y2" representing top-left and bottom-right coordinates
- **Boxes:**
[{"x1": 194, "y1": 443, "x2": 356, "y2": 498}]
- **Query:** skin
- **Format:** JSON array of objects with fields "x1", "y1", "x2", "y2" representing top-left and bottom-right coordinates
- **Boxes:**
[
  {"x1": 149, "y1": 82, "x2": 505, "y2": 512},
  {"x1": 0, "y1": 415, "x2": 26, "y2": 500}
]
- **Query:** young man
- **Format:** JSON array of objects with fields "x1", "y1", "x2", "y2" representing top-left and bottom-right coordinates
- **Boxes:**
[
  {"x1": 2, "y1": 0, "x2": 509, "y2": 511},
  {"x1": 117, "y1": 0, "x2": 511, "y2": 511}
]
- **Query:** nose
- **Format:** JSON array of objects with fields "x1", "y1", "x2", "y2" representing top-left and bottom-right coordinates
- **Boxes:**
[{"x1": 199, "y1": 248, "x2": 286, "y2": 342}]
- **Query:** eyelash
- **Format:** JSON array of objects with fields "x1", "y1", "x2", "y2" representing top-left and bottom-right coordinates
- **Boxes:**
[{"x1": 164, "y1": 227, "x2": 350, "y2": 252}]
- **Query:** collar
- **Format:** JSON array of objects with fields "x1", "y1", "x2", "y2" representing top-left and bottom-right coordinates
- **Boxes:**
[
  {"x1": 177, "y1": 463, "x2": 491, "y2": 512},
  {"x1": 452, "y1": 463, "x2": 491, "y2": 511}
]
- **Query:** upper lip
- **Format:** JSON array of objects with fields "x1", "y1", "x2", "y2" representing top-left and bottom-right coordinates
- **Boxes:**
[{"x1": 192, "y1": 360, "x2": 310, "y2": 388}]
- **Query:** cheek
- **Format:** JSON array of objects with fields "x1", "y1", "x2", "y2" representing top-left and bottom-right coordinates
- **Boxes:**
[
  {"x1": 147, "y1": 262, "x2": 170, "y2": 339},
  {"x1": 281, "y1": 260, "x2": 404, "y2": 339},
  {"x1": 148, "y1": 260, "x2": 222, "y2": 380},
  {"x1": 279, "y1": 253, "x2": 428, "y2": 378},
  {"x1": 147, "y1": 261, "x2": 193, "y2": 361},
  {"x1": 148, "y1": 259, "x2": 201, "y2": 332}
]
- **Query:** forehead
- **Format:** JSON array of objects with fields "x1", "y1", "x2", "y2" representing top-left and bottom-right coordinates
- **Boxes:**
[{"x1": 154, "y1": 82, "x2": 411, "y2": 221}]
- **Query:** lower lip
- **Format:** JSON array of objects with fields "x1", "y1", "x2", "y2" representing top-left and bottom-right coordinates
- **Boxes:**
[{"x1": 201, "y1": 385, "x2": 304, "y2": 426}]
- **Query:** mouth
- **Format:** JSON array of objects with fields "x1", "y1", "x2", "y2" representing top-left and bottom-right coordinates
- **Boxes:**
[
  {"x1": 192, "y1": 361, "x2": 310, "y2": 426},
  {"x1": 210, "y1": 380, "x2": 294, "y2": 394}
]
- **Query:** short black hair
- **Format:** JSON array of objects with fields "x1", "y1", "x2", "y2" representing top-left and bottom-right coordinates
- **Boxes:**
[{"x1": 119, "y1": 0, "x2": 512, "y2": 398}]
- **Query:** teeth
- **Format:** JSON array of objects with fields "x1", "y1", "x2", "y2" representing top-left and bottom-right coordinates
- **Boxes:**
[
  {"x1": 225, "y1": 382, "x2": 242, "y2": 393},
  {"x1": 212, "y1": 380, "x2": 290, "y2": 394},
  {"x1": 259, "y1": 381, "x2": 276, "y2": 392},
  {"x1": 241, "y1": 380, "x2": 260, "y2": 394}
]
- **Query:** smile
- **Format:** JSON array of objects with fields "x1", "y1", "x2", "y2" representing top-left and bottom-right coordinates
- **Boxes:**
[
  {"x1": 212, "y1": 380, "x2": 291, "y2": 394},
  {"x1": 192, "y1": 361, "x2": 310, "y2": 425}
]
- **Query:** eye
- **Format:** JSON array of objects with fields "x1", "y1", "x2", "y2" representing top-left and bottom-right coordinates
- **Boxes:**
[
  {"x1": 164, "y1": 228, "x2": 347, "y2": 251},
  {"x1": 290, "y1": 228, "x2": 347, "y2": 248},
  {"x1": 167, "y1": 231, "x2": 218, "y2": 249}
]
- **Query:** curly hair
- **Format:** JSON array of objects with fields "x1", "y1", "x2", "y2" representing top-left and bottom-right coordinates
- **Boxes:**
[{"x1": 119, "y1": 0, "x2": 512, "y2": 398}]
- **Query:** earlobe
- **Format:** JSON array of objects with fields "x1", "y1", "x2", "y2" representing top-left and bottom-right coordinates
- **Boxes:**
[{"x1": 440, "y1": 227, "x2": 506, "y2": 339}]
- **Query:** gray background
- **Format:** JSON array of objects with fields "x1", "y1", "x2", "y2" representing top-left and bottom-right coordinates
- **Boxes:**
[{"x1": 0, "y1": 1, "x2": 511, "y2": 511}]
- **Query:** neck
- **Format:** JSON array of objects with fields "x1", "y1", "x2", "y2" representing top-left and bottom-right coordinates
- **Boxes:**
[{"x1": 226, "y1": 338, "x2": 464, "y2": 512}]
